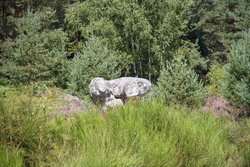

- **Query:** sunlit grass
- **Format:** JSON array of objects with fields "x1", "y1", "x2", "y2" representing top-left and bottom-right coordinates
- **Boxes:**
[
  {"x1": 63, "y1": 100, "x2": 245, "y2": 167},
  {"x1": 0, "y1": 86, "x2": 249, "y2": 166}
]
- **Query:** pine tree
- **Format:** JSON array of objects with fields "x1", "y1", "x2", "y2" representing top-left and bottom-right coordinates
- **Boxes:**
[
  {"x1": 172, "y1": 40, "x2": 208, "y2": 78},
  {"x1": 156, "y1": 58, "x2": 205, "y2": 105},
  {"x1": 67, "y1": 37, "x2": 121, "y2": 96},
  {"x1": 0, "y1": 9, "x2": 68, "y2": 86},
  {"x1": 219, "y1": 30, "x2": 250, "y2": 106},
  {"x1": 188, "y1": 0, "x2": 250, "y2": 63}
]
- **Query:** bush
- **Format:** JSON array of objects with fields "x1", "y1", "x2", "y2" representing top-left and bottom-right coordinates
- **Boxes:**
[
  {"x1": 156, "y1": 59, "x2": 206, "y2": 105},
  {"x1": 219, "y1": 30, "x2": 250, "y2": 106},
  {"x1": 206, "y1": 62, "x2": 224, "y2": 96},
  {"x1": 67, "y1": 37, "x2": 121, "y2": 97}
]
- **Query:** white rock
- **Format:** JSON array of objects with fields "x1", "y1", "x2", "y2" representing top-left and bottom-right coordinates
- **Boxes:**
[
  {"x1": 89, "y1": 77, "x2": 151, "y2": 107},
  {"x1": 106, "y1": 98, "x2": 123, "y2": 107}
]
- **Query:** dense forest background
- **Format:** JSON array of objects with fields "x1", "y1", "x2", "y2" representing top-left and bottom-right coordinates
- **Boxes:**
[
  {"x1": 0, "y1": 0, "x2": 250, "y2": 106},
  {"x1": 0, "y1": 0, "x2": 250, "y2": 166},
  {"x1": 1, "y1": 0, "x2": 250, "y2": 106}
]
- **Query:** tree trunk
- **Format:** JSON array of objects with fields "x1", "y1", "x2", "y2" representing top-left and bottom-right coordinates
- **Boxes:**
[
  {"x1": 139, "y1": 56, "x2": 142, "y2": 78},
  {"x1": 1, "y1": 0, "x2": 7, "y2": 38},
  {"x1": 131, "y1": 40, "x2": 137, "y2": 77},
  {"x1": 14, "y1": 5, "x2": 20, "y2": 18},
  {"x1": 75, "y1": 31, "x2": 80, "y2": 51},
  {"x1": 148, "y1": 42, "x2": 151, "y2": 81}
]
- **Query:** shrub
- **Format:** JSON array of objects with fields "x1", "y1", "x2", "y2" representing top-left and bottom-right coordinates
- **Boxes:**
[
  {"x1": 206, "y1": 62, "x2": 224, "y2": 96},
  {"x1": 219, "y1": 30, "x2": 250, "y2": 106},
  {"x1": 156, "y1": 59, "x2": 206, "y2": 105},
  {"x1": 200, "y1": 95, "x2": 240, "y2": 118},
  {"x1": 67, "y1": 37, "x2": 121, "y2": 97}
]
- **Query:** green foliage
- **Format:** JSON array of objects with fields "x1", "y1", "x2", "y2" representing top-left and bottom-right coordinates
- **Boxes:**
[
  {"x1": 0, "y1": 9, "x2": 68, "y2": 87},
  {"x1": 188, "y1": 0, "x2": 250, "y2": 62},
  {"x1": 0, "y1": 97, "x2": 45, "y2": 166},
  {"x1": 156, "y1": 59, "x2": 206, "y2": 105},
  {"x1": 67, "y1": 37, "x2": 121, "y2": 97},
  {"x1": 173, "y1": 40, "x2": 208, "y2": 78},
  {"x1": 230, "y1": 118, "x2": 250, "y2": 166},
  {"x1": 206, "y1": 63, "x2": 225, "y2": 96},
  {"x1": 65, "y1": 0, "x2": 193, "y2": 79},
  {"x1": 219, "y1": 30, "x2": 250, "y2": 106}
]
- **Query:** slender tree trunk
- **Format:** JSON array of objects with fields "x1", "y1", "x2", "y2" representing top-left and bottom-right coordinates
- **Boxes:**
[
  {"x1": 14, "y1": 5, "x2": 19, "y2": 18},
  {"x1": 137, "y1": 37, "x2": 142, "y2": 78},
  {"x1": 132, "y1": 39, "x2": 137, "y2": 77},
  {"x1": 1, "y1": 0, "x2": 7, "y2": 38},
  {"x1": 133, "y1": 62, "x2": 137, "y2": 77},
  {"x1": 139, "y1": 56, "x2": 142, "y2": 77},
  {"x1": 146, "y1": 1, "x2": 152, "y2": 81},
  {"x1": 160, "y1": 38, "x2": 165, "y2": 70},
  {"x1": 75, "y1": 31, "x2": 80, "y2": 51},
  {"x1": 148, "y1": 42, "x2": 151, "y2": 81}
]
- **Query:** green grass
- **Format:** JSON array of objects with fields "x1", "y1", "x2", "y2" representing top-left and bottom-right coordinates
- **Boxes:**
[
  {"x1": 0, "y1": 86, "x2": 70, "y2": 166},
  {"x1": 64, "y1": 101, "x2": 243, "y2": 167},
  {"x1": 0, "y1": 145, "x2": 24, "y2": 167},
  {"x1": 0, "y1": 86, "x2": 249, "y2": 166}
]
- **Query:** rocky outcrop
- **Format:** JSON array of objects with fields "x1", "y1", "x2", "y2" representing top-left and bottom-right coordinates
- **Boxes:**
[{"x1": 89, "y1": 77, "x2": 151, "y2": 107}]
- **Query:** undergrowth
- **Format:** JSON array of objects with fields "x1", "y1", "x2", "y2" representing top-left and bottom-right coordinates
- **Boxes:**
[{"x1": 0, "y1": 86, "x2": 249, "y2": 167}]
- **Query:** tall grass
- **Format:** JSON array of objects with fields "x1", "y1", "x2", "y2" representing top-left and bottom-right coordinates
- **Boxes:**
[
  {"x1": 0, "y1": 86, "x2": 249, "y2": 166},
  {"x1": 0, "y1": 145, "x2": 23, "y2": 167},
  {"x1": 64, "y1": 100, "x2": 246, "y2": 167},
  {"x1": 0, "y1": 86, "x2": 70, "y2": 166}
]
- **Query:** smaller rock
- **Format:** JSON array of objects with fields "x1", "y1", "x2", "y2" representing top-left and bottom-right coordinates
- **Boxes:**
[
  {"x1": 106, "y1": 98, "x2": 123, "y2": 107},
  {"x1": 57, "y1": 93, "x2": 86, "y2": 115}
]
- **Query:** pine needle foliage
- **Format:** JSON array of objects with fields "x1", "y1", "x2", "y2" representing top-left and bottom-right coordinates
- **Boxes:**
[
  {"x1": 220, "y1": 30, "x2": 250, "y2": 106},
  {"x1": 67, "y1": 37, "x2": 121, "y2": 97},
  {"x1": 0, "y1": 9, "x2": 68, "y2": 86},
  {"x1": 188, "y1": 0, "x2": 250, "y2": 62},
  {"x1": 206, "y1": 63, "x2": 224, "y2": 96},
  {"x1": 156, "y1": 59, "x2": 205, "y2": 105}
]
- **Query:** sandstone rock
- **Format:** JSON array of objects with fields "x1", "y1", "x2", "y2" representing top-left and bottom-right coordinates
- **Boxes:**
[
  {"x1": 106, "y1": 98, "x2": 123, "y2": 107},
  {"x1": 89, "y1": 77, "x2": 151, "y2": 107}
]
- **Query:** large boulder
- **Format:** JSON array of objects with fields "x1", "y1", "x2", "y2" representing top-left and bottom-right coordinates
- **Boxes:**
[{"x1": 89, "y1": 77, "x2": 151, "y2": 107}]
